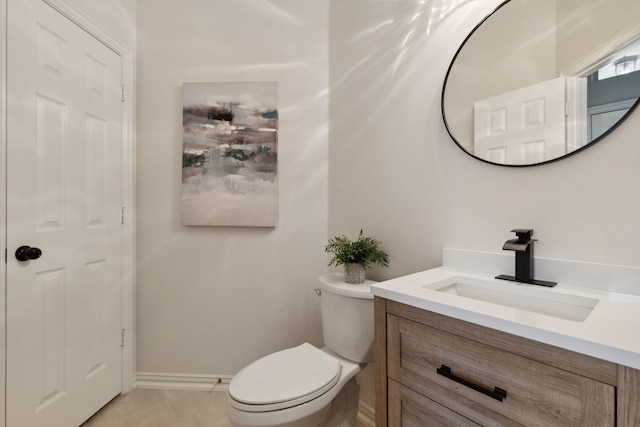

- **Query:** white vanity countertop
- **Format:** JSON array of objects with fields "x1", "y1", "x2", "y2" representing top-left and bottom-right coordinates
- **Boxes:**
[{"x1": 370, "y1": 267, "x2": 640, "y2": 370}]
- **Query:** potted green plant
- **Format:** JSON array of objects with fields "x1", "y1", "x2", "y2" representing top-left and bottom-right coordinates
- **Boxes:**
[{"x1": 324, "y1": 229, "x2": 389, "y2": 284}]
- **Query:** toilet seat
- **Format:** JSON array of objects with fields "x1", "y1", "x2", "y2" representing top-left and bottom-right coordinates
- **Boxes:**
[{"x1": 228, "y1": 343, "x2": 341, "y2": 412}]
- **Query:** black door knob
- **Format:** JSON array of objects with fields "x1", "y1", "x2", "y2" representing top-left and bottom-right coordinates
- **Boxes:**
[{"x1": 15, "y1": 246, "x2": 43, "y2": 262}]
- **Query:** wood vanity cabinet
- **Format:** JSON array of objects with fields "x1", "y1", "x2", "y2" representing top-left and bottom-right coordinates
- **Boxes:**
[{"x1": 374, "y1": 297, "x2": 640, "y2": 427}]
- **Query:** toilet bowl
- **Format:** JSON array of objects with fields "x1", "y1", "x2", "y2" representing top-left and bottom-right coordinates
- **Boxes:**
[
  {"x1": 227, "y1": 344, "x2": 362, "y2": 427},
  {"x1": 227, "y1": 274, "x2": 375, "y2": 427}
]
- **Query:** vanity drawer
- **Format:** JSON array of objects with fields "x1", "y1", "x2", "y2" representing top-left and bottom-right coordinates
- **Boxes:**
[
  {"x1": 387, "y1": 314, "x2": 615, "y2": 426},
  {"x1": 388, "y1": 379, "x2": 480, "y2": 427}
]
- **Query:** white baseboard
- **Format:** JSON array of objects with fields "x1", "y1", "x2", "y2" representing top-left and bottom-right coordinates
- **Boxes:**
[
  {"x1": 134, "y1": 372, "x2": 232, "y2": 391},
  {"x1": 357, "y1": 401, "x2": 375, "y2": 426}
]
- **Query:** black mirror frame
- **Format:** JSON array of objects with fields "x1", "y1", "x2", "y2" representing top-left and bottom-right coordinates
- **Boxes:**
[{"x1": 441, "y1": 0, "x2": 640, "y2": 167}]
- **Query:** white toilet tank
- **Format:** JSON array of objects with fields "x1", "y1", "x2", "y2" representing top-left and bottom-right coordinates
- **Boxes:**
[{"x1": 319, "y1": 273, "x2": 375, "y2": 363}]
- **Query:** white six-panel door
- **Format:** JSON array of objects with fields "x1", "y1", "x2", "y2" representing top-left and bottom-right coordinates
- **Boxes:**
[
  {"x1": 6, "y1": 0, "x2": 123, "y2": 426},
  {"x1": 474, "y1": 77, "x2": 567, "y2": 165}
]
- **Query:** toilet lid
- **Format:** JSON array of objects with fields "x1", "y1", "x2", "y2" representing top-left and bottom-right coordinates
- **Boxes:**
[{"x1": 229, "y1": 343, "x2": 341, "y2": 408}]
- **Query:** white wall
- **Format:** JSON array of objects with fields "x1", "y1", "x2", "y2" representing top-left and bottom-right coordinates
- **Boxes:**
[
  {"x1": 329, "y1": 0, "x2": 640, "y2": 409},
  {"x1": 557, "y1": 0, "x2": 640, "y2": 73},
  {"x1": 136, "y1": 0, "x2": 329, "y2": 376}
]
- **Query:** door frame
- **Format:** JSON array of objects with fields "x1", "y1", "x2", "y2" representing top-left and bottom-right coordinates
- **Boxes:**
[{"x1": 0, "y1": 0, "x2": 136, "y2": 425}]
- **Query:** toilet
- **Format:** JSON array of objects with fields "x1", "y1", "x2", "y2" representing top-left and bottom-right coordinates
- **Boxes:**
[{"x1": 226, "y1": 273, "x2": 375, "y2": 427}]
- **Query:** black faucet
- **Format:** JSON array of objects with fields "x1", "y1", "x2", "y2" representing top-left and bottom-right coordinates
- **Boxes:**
[{"x1": 496, "y1": 229, "x2": 556, "y2": 287}]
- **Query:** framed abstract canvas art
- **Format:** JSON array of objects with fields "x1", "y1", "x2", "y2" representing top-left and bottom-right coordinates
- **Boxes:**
[{"x1": 181, "y1": 82, "x2": 278, "y2": 227}]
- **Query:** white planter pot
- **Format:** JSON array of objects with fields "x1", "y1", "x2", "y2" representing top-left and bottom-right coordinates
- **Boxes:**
[{"x1": 344, "y1": 264, "x2": 366, "y2": 284}]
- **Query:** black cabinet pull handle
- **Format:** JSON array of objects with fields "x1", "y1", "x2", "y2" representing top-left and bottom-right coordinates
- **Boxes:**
[{"x1": 436, "y1": 365, "x2": 507, "y2": 402}]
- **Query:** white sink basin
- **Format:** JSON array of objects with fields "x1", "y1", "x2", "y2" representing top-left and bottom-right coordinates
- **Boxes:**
[{"x1": 424, "y1": 276, "x2": 599, "y2": 322}]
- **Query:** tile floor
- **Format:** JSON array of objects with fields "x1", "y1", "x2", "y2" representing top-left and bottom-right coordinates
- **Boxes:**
[
  {"x1": 83, "y1": 388, "x2": 368, "y2": 427},
  {"x1": 84, "y1": 388, "x2": 233, "y2": 427}
]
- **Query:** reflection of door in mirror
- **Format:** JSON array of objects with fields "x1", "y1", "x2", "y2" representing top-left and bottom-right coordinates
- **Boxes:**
[{"x1": 473, "y1": 77, "x2": 569, "y2": 165}]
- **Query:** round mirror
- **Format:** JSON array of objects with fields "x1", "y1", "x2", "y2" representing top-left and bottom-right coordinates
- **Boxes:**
[{"x1": 442, "y1": 0, "x2": 640, "y2": 166}]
